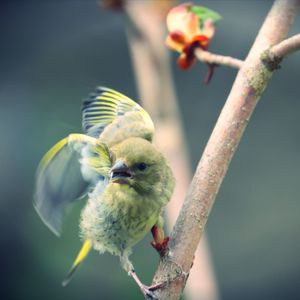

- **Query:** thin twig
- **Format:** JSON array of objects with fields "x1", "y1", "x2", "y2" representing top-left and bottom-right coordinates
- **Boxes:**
[
  {"x1": 195, "y1": 48, "x2": 243, "y2": 69},
  {"x1": 270, "y1": 33, "x2": 300, "y2": 59},
  {"x1": 261, "y1": 33, "x2": 300, "y2": 70},
  {"x1": 151, "y1": 0, "x2": 300, "y2": 299},
  {"x1": 195, "y1": 34, "x2": 300, "y2": 71}
]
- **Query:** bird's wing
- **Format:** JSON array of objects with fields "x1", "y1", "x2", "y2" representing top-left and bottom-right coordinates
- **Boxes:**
[
  {"x1": 82, "y1": 87, "x2": 154, "y2": 146},
  {"x1": 34, "y1": 134, "x2": 112, "y2": 236}
]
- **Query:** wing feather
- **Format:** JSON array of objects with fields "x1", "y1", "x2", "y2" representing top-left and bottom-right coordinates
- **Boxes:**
[
  {"x1": 82, "y1": 87, "x2": 154, "y2": 145},
  {"x1": 34, "y1": 134, "x2": 112, "y2": 236}
]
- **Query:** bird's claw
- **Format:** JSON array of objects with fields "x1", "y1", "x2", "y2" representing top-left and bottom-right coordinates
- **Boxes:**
[
  {"x1": 151, "y1": 236, "x2": 169, "y2": 256},
  {"x1": 142, "y1": 280, "x2": 168, "y2": 299},
  {"x1": 141, "y1": 284, "x2": 158, "y2": 300}
]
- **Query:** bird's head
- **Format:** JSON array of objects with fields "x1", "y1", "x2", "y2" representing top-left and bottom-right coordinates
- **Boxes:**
[{"x1": 110, "y1": 137, "x2": 172, "y2": 194}]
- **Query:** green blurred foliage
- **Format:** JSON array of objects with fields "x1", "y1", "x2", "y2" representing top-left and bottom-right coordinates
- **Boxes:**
[{"x1": 1, "y1": 1, "x2": 300, "y2": 300}]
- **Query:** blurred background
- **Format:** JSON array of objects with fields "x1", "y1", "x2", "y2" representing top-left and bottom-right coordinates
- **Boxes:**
[{"x1": 1, "y1": 0, "x2": 300, "y2": 299}]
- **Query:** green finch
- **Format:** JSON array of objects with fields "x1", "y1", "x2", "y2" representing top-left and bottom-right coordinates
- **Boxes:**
[{"x1": 34, "y1": 87, "x2": 175, "y2": 298}]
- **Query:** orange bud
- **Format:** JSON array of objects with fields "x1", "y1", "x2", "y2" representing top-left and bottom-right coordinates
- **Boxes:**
[
  {"x1": 166, "y1": 3, "x2": 200, "y2": 42},
  {"x1": 166, "y1": 2, "x2": 218, "y2": 73}
]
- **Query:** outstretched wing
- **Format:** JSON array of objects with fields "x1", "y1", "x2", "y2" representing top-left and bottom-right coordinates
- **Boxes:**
[
  {"x1": 82, "y1": 87, "x2": 154, "y2": 146},
  {"x1": 34, "y1": 134, "x2": 112, "y2": 236}
]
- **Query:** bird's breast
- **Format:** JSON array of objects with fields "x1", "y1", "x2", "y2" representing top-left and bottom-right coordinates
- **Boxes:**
[{"x1": 80, "y1": 183, "x2": 161, "y2": 255}]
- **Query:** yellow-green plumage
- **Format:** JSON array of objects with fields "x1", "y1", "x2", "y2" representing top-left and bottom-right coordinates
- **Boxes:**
[
  {"x1": 80, "y1": 137, "x2": 174, "y2": 264},
  {"x1": 34, "y1": 87, "x2": 175, "y2": 295}
]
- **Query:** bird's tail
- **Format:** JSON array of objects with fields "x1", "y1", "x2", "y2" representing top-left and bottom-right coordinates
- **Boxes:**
[{"x1": 62, "y1": 239, "x2": 92, "y2": 287}]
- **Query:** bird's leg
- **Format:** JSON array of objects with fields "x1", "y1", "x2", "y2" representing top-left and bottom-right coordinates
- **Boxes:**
[
  {"x1": 128, "y1": 269, "x2": 159, "y2": 300},
  {"x1": 120, "y1": 253, "x2": 158, "y2": 300},
  {"x1": 150, "y1": 224, "x2": 169, "y2": 257}
]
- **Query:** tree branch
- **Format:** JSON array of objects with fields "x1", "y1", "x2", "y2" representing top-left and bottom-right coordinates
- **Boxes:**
[
  {"x1": 262, "y1": 33, "x2": 300, "y2": 69},
  {"x1": 195, "y1": 32, "x2": 300, "y2": 71},
  {"x1": 151, "y1": 0, "x2": 300, "y2": 299},
  {"x1": 195, "y1": 48, "x2": 243, "y2": 69},
  {"x1": 271, "y1": 33, "x2": 300, "y2": 58}
]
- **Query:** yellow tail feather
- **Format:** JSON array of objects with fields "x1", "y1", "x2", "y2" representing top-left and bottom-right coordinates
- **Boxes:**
[{"x1": 62, "y1": 239, "x2": 92, "y2": 287}]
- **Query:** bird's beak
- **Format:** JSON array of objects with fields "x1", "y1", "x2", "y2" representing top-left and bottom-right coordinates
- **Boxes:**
[{"x1": 110, "y1": 160, "x2": 132, "y2": 183}]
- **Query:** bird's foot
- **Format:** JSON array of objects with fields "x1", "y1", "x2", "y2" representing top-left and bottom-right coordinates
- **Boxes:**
[
  {"x1": 141, "y1": 280, "x2": 168, "y2": 299},
  {"x1": 140, "y1": 284, "x2": 158, "y2": 300},
  {"x1": 129, "y1": 269, "x2": 160, "y2": 300},
  {"x1": 151, "y1": 236, "x2": 169, "y2": 256}
]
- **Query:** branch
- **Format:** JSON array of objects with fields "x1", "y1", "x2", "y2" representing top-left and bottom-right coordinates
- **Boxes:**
[
  {"x1": 195, "y1": 31, "x2": 300, "y2": 71},
  {"x1": 262, "y1": 33, "x2": 300, "y2": 69},
  {"x1": 195, "y1": 48, "x2": 243, "y2": 69},
  {"x1": 151, "y1": 0, "x2": 300, "y2": 299},
  {"x1": 272, "y1": 33, "x2": 300, "y2": 58}
]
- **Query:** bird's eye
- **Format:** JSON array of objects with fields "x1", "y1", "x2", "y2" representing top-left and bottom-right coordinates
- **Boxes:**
[{"x1": 136, "y1": 162, "x2": 148, "y2": 171}]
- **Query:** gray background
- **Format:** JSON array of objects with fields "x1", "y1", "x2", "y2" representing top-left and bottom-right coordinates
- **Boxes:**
[{"x1": 1, "y1": 1, "x2": 300, "y2": 299}]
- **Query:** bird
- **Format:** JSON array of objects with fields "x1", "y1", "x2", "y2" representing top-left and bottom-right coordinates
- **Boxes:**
[{"x1": 34, "y1": 87, "x2": 175, "y2": 298}]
